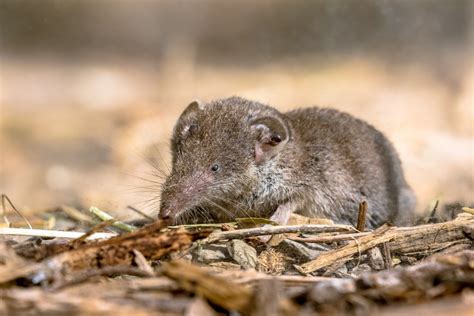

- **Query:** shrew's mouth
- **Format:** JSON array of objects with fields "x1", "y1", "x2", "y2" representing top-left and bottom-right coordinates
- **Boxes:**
[{"x1": 173, "y1": 207, "x2": 217, "y2": 225}]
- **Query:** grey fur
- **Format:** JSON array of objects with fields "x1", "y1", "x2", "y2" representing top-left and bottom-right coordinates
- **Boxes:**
[{"x1": 159, "y1": 97, "x2": 416, "y2": 228}]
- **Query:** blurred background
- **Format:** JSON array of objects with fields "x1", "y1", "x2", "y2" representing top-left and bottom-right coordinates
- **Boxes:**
[{"x1": 0, "y1": 0, "x2": 473, "y2": 221}]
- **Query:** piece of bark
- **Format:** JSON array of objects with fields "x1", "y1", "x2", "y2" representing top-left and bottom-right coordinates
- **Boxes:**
[
  {"x1": 161, "y1": 260, "x2": 253, "y2": 313},
  {"x1": 296, "y1": 225, "x2": 395, "y2": 274},
  {"x1": 357, "y1": 201, "x2": 368, "y2": 232},
  {"x1": 2, "y1": 251, "x2": 472, "y2": 315},
  {"x1": 13, "y1": 238, "x2": 76, "y2": 261},
  {"x1": 300, "y1": 250, "x2": 474, "y2": 314},
  {"x1": 389, "y1": 218, "x2": 474, "y2": 254},
  {"x1": 0, "y1": 278, "x2": 192, "y2": 315},
  {"x1": 297, "y1": 215, "x2": 474, "y2": 274},
  {"x1": 382, "y1": 242, "x2": 393, "y2": 269},
  {"x1": 0, "y1": 221, "x2": 210, "y2": 284}
]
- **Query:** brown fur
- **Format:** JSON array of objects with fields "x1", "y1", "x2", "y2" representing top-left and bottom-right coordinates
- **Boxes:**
[{"x1": 159, "y1": 97, "x2": 416, "y2": 228}]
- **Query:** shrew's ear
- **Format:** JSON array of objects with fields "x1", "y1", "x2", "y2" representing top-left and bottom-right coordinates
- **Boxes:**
[
  {"x1": 174, "y1": 100, "x2": 203, "y2": 138},
  {"x1": 180, "y1": 100, "x2": 203, "y2": 120},
  {"x1": 250, "y1": 115, "x2": 290, "y2": 165},
  {"x1": 171, "y1": 100, "x2": 204, "y2": 163}
]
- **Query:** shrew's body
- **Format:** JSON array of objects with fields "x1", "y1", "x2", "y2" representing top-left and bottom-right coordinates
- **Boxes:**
[{"x1": 159, "y1": 97, "x2": 416, "y2": 228}]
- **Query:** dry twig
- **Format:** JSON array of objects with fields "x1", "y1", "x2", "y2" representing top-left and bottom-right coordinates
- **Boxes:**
[
  {"x1": 204, "y1": 224, "x2": 356, "y2": 243},
  {"x1": 296, "y1": 214, "x2": 474, "y2": 274},
  {"x1": 356, "y1": 201, "x2": 367, "y2": 231},
  {"x1": 1, "y1": 194, "x2": 32, "y2": 229},
  {"x1": 296, "y1": 225, "x2": 396, "y2": 274},
  {"x1": 0, "y1": 227, "x2": 116, "y2": 240}
]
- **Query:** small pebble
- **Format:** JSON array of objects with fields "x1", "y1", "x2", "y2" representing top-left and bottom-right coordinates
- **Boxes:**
[
  {"x1": 193, "y1": 244, "x2": 229, "y2": 263},
  {"x1": 277, "y1": 239, "x2": 321, "y2": 262},
  {"x1": 227, "y1": 240, "x2": 258, "y2": 269},
  {"x1": 368, "y1": 247, "x2": 385, "y2": 270}
]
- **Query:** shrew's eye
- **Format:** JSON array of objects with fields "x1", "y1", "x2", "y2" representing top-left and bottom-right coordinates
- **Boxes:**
[{"x1": 210, "y1": 164, "x2": 221, "y2": 172}]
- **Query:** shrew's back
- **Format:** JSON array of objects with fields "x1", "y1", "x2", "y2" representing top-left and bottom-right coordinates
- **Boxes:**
[{"x1": 285, "y1": 107, "x2": 416, "y2": 227}]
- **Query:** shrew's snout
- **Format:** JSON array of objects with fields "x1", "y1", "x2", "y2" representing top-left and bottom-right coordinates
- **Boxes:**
[{"x1": 158, "y1": 170, "x2": 214, "y2": 220}]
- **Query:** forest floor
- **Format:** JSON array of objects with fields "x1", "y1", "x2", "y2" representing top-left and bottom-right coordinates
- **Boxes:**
[{"x1": 1, "y1": 201, "x2": 473, "y2": 315}]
